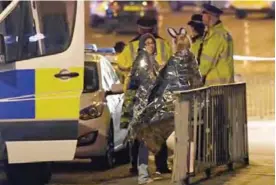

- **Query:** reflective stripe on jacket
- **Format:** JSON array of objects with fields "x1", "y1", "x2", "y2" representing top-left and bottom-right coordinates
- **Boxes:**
[{"x1": 199, "y1": 22, "x2": 234, "y2": 86}]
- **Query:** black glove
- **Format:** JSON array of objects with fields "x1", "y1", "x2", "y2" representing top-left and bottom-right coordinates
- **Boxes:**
[{"x1": 202, "y1": 76, "x2": 206, "y2": 85}]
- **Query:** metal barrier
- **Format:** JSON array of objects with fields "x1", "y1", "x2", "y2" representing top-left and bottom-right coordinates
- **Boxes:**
[{"x1": 172, "y1": 83, "x2": 249, "y2": 185}]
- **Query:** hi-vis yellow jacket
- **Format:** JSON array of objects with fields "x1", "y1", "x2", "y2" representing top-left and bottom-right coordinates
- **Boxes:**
[
  {"x1": 199, "y1": 22, "x2": 234, "y2": 86},
  {"x1": 117, "y1": 38, "x2": 173, "y2": 91}
]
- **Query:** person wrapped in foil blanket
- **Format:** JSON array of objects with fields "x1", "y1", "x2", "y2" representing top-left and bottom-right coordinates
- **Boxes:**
[
  {"x1": 126, "y1": 33, "x2": 161, "y2": 142},
  {"x1": 130, "y1": 27, "x2": 203, "y2": 154}
]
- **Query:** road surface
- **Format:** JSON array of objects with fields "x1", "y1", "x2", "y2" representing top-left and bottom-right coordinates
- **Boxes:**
[
  {"x1": 47, "y1": 121, "x2": 275, "y2": 185},
  {"x1": 0, "y1": 121, "x2": 273, "y2": 185}
]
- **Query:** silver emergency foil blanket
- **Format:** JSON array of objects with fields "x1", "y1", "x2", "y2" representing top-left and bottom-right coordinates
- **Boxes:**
[
  {"x1": 130, "y1": 49, "x2": 203, "y2": 154},
  {"x1": 127, "y1": 47, "x2": 159, "y2": 140}
]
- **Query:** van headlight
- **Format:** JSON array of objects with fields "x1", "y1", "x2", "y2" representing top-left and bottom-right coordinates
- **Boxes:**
[{"x1": 80, "y1": 104, "x2": 104, "y2": 120}]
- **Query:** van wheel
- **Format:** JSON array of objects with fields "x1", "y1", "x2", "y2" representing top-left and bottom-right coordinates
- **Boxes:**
[
  {"x1": 235, "y1": 9, "x2": 247, "y2": 19},
  {"x1": 94, "y1": 122, "x2": 115, "y2": 170},
  {"x1": 41, "y1": 162, "x2": 52, "y2": 184},
  {"x1": 5, "y1": 162, "x2": 52, "y2": 185}
]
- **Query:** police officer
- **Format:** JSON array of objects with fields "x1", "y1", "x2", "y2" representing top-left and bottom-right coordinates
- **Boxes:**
[
  {"x1": 118, "y1": 16, "x2": 173, "y2": 175},
  {"x1": 187, "y1": 14, "x2": 205, "y2": 65},
  {"x1": 200, "y1": 4, "x2": 234, "y2": 164},
  {"x1": 113, "y1": 41, "x2": 126, "y2": 83},
  {"x1": 199, "y1": 3, "x2": 234, "y2": 85},
  {"x1": 117, "y1": 17, "x2": 173, "y2": 90}
]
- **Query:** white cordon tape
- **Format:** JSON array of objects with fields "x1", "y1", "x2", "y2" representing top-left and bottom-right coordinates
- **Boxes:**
[{"x1": 234, "y1": 55, "x2": 275, "y2": 62}]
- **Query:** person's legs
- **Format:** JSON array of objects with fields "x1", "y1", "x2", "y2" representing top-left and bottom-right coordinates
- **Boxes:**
[
  {"x1": 130, "y1": 139, "x2": 140, "y2": 174},
  {"x1": 154, "y1": 142, "x2": 170, "y2": 173},
  {"x1": 138, "y1": 141, "x2": 152, "y2": 184}
]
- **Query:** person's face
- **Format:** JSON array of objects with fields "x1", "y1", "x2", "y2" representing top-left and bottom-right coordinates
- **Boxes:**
[
  {"x1": 144, "y1": 38, "x2": 155, "y2": 54},
  {"x1": 201, "y1": 10, "x2": 210, "y2": 25},
  {"x1": 188, "y1": 25, "x2": 197, "y2": 37}
]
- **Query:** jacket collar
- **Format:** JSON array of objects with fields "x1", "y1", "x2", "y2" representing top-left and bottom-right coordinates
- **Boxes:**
[
  {"x1": 191, "y1": 35, "x2": 202, "y2": 43},
  {"x1": 205, "y1": 20, "x2": 223, "y2": 40}
]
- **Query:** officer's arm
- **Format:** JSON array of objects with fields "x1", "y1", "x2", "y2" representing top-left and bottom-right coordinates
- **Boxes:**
[
  {"x1": 117, "y1": 45, "x2": 133, "y2": 92},
  {"x1": 117, "y1": 45, "x2": 132, "y2": 73},
  {"x1": 199, "y1": 35, "x2": 224, "y2": 76}
]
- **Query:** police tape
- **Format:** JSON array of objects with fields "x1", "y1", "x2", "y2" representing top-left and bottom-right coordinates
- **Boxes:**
[{"x1": 234, "y1": 55, "x2": 275, "y2": 62}]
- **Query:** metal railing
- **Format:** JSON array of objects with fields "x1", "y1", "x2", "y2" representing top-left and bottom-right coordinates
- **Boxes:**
[{"x1": 172, "y1": 83, "x2": 249, "y2": 185}]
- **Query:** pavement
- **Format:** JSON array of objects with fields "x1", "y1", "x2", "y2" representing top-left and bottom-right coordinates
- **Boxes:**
[
  {"x1": 57, "y1": 121, "x2": 274, "y2": 185},
  {"x1": 26, "y1": 120, "x2": 273, "y2": 185}
]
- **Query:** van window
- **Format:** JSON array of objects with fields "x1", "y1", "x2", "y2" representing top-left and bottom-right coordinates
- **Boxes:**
[{"x1": 0, "y1": 1, "x2": 76, "y2": 63}]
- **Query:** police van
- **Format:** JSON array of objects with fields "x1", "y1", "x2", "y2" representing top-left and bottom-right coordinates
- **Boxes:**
[{"x1": 0, "y1": 1, "x2": 84, "y2": 184}]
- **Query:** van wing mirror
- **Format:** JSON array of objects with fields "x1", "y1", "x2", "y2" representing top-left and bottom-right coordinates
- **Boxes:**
[{"x1": 0, "y1": 34, "x2": 6, "y2": 64}]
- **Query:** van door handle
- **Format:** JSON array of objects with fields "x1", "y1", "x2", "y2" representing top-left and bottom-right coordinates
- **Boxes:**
[{"x1": 54, "y1": 69, "x2": 79, "y2": 79}]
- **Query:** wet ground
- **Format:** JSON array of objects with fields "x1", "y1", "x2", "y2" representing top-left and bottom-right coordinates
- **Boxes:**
[{"x1": 48, "y1": 122, "x2": 274, "y2": 185}]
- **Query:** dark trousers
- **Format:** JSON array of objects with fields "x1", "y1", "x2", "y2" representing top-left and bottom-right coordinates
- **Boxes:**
[{"x1": 130, "y1": 139, "x2": 169, "y2": 171}]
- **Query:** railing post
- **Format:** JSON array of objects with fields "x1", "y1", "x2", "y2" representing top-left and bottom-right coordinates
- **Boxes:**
[
  {"x1": 190, "y1": 95, "x2": 198, "y2": 174},
  {"x1": 172, "y1": 95, "x2": 190, "y2": 185}
]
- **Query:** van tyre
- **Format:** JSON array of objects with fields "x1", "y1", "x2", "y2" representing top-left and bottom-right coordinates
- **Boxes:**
[
  {"x1": 94, "y1": 122, "x2": 115, "y2": 170},
  {"x1": 5, "y1": 162, "x2": 52, "y2": 185},
  {"x1": 41, "y1": 162, "x2": 52, "y2": 184}
]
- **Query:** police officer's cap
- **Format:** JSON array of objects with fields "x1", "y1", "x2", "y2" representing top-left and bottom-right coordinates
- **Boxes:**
[
  {"x1": 202, "y1": 3, "x2": 223, "y2": 16},
  {"x1": 188, "y1": 14, "x2": 203, "y2": 25},
  {"x1": 137, "y1": 17, "x2": 157, "y2": 29}
]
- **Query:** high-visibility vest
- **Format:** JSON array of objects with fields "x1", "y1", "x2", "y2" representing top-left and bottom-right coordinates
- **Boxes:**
[
  {"x1": 117, "y1": 38, "x2": 173, "y2": 91},
  {"x1": 199, "y1": 22, "x2": 234, "y2": 86}
]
